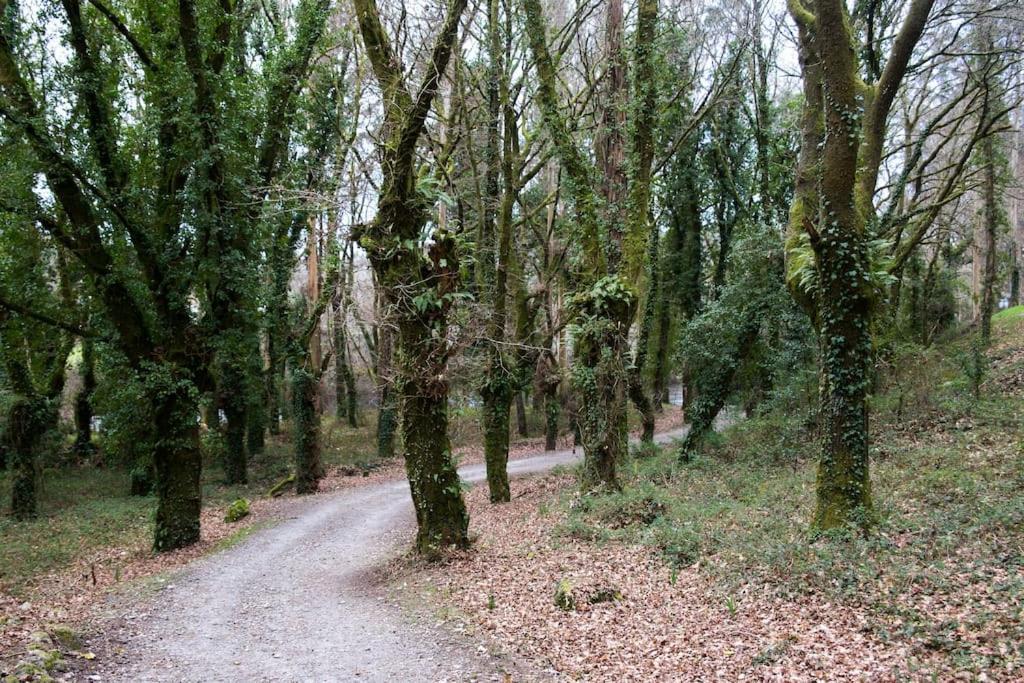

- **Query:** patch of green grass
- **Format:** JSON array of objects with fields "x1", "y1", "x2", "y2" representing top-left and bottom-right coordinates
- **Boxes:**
[
  {"x1": 992, "y1": 305, "x2": 1024, "y2": 322},
  {"x1": 0, "y1": 467, "x2": 152, "y2": 596}
]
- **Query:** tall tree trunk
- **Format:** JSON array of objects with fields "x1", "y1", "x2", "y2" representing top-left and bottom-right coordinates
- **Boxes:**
[
  {"x1": 247, "y1": 361, "x2": 266, "y2": 456},
  {"x1": 478, "y1": 0, "x2": 520, "y2": 503},
  {"x1": 651, "y1": 287, "x2": 671, "y2": 412},
  {"x1": 979, "y1": 132, "x2": 999, "y2": 345},
  {"x1": 220, "y1": 359, "x2": 248, "y2": 485},
  {"x1": 375, "y1": 321, "x2": 397, "y2": 459},
  {"x1": 334, "y1": 296, "x2": 348, "y2": 421},
  {"x1": 343, "y1": 345, "x2": 358, "y2": 428},
  {"x1": 482, "y1": 385, "x2": 512, "y2": 502},
  {"x1": 514, "y1": 392, "x2": 529, "y2": 437},
  {"x1": 334, "y1": 283, "x2": 359, "y2": 428},
  {"x1": 522, "y1": 0, "x2": 655, "y2": 491},
  {"x1": 539, "y1": 351, "x2": 561, "y2": 451}
]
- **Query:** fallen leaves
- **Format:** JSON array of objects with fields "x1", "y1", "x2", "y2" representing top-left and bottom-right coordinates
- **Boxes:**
[{"x1": 402, "y1": 466, "x2": 1021, "y2": 681}]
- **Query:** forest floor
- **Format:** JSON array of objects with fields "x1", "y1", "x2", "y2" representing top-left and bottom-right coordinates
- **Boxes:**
[
  {"x1": 397, "y1": 310, "x2": 1024, "y2": 681},
  {"x1": 0, "y1": 395, "x2": 682, "y2": 680}
]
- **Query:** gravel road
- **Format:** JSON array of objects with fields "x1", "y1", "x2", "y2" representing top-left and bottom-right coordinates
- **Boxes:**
[{"x1": 89, "y1": 428, "x2": 687, "y2": 682}]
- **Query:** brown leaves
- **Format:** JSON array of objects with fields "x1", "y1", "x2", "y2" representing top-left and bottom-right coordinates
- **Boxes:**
[{"x1": 405, "y1": 467, "x2": 1018, "y2": 681}]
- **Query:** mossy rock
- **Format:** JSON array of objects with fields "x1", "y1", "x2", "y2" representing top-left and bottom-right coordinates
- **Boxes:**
[
  {"x1": 9, "y1": 660, "x2": 55, "y2": 682},
  {"x1": 46, "y1": 623, "x2": 82, "y2": 650},
  {"x1": 28, "y1": 631, "x2": 53, "y2": 647},
  {"x1": 224, "y1": 498, "x2": 250, "y2": 523}
]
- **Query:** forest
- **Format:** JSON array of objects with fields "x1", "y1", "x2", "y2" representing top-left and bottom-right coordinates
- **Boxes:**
[{"x1": 0, "y1": 0, "x2": 1022, "y2": 679}]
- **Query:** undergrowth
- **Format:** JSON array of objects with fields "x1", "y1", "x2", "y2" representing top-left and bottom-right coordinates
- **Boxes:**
[{"x1": 557, "y1": 310, "x2": 1024, "y2": 676}]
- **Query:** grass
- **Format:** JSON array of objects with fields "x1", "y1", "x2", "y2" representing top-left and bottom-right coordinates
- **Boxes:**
[
  {"x1": 556, "y1": 313, "x2": 1024, "y2": 676},
  {"x1": 0, "y1": 468, "x2": 152, "y2": 596},
  {"x1": 993, "y1": 304, "x2": 1024, "y2": 322}
]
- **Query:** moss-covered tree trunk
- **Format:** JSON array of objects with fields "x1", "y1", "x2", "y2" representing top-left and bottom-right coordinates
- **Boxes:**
[
  {"x1": 376, "y1": 323, "x2": 397, "y2": 459},
  {"x1": 73, "y1": 338, "x2": 97, "y2": 458},
  {"x1": 353, "y1": 0, "x2": 470, "y2": 551},
  {"x1": 522, "y1": 0, "x2": 654, "y2": 490},
  {"x1": 291, "y1": 367, "x2": 322, "y2": 494},
  {"x1": 6, "y1": 397, "x2": 46, "y2": 519},
  {"x1": 247, "y1": 389, "x2": 265, "y2": 455},
  {"x1": 786, "y1": 0, "x2": 934, "y2": 531},
  {"x1": 151, "y1": 379, "x2": 202, "y2": 552},
  {"x1": 678, "y1": 321, "x2": 758, "y2": 461},
  {"x1": 219, "y1": 359, "x2": 248, "y2": 485},
  {"x1": 979, "y1": 132, "x2": 998, "y2": 346},
  {"x1": 811, "y1": 0, "x2": 876, "y2": 530},
  {"x1": 538, "y1": 351, "x2": 561, "y2": 451},
  {"x1": 572, "y1": 290, "x2": 634, "y2": 490},
  {"x1": 482, "y1": 384, "x2": 512, "y2": 502},
  {"x1": 650, "y1": 290, "x2": 671, "y2": 412},
  {"x1": 333, "y1": 273, "x2": 359, "y2": 427},
  {"x1": 399, "y1": 365, "x2": 469, "y2": 552},
  {"x1": 477, "y1": 0, "x2": 516, "y2": 503}
]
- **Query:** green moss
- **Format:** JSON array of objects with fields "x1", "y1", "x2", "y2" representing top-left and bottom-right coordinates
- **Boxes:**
[
  {"x1": 46, "y1": 624, "x2": 81, "y2": 650},
  {"x1": 224, "y1": 498, "x2": 250, "y2": 523}
]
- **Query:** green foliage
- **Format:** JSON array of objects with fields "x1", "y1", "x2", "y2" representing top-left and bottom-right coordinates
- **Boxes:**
[
  {"x1": 200, "y1": 428, "x2": 228, "y2": 470},
  {"x1": 554, "y1": 578, "x2": 575, "y2": 611},
  {"x1": 786, "y1": 232, "x2": 897, "y2": 307},
  {"x1": 957, "y1": 337, "x2": 990, "y2": 401}
]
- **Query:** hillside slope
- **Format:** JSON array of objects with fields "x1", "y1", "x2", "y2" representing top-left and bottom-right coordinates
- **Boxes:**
[{"x1": 405, "y1": 311, "x2": 1024, "y2": 681}]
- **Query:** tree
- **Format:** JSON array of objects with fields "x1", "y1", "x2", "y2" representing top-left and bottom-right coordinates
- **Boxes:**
[
  {"x1": 786, "y1": 0, "x2": 936, "y2": 531},
  {"x1": 352, "y1": 0, "x2": 471, "y2": 553},
  {"x1": 0, "y1": 0, "x2": 331, "y2": 549},
  {"x1": 0, "y1": 209, "x2": 76, "y2": 518},
  {"x1": 520, "y1": 0, "x2": 659, "y2": 491}
]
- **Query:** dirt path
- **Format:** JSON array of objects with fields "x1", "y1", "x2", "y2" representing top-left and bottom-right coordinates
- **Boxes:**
[{"x1": 88, "y1": 429, "x2": 688, "y2": 682}]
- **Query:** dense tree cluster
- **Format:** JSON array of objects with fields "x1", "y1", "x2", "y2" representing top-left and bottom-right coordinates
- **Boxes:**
[{"x1": 1, "y1": 0, "x2": 1021, "y2": 552}]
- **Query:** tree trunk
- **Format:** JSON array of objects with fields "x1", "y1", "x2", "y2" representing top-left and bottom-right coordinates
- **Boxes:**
[
  {"x1": 482, "y1": 385, "x2": 512, "y2": 502},
  {"x1": 544, "y1": 388, "x2": 559, "y2": 451},
  {"x1": 376, "y1": 323, "x2": 397, "y2": 459},
  {"x1": 808, "y1": 0, "x2": 875, "y2": 531},
  {"x1": 572, "y1": 295, "x2": 633, "y2": 491},
  {"x1": 397, "y1": 316, "x2": 470, "y2": 552},
  {"x1": 812, "y1": 276, "x2": 873, "y2": 530},
  {"x1": 979, "y1": 132, "x2": 998, "y2": 346},
  {"x1": 651, "y1": 289, "x2": 671, "y2": 412},
  {"x1": 152, "y1": 380, "x2": 202, "y2": 552},
  {"x1": 73, "y1": 338, "x2": 97, "y2": 458},
  {"x1": 344, "y1": 359, "x2": 358, "y2": 428},
  {"x1": 334, "y1": 298, "x2": 348, "y2": 421},
  {"x1": 220, "y1": 361, "x2": 248, "y2": 485},
  {"x1": 514, "y1": 391, "x2": 529, "y2": 437},
  {"x1": 266, "y1": 307, "x2": 284, "y2": 436},
  {"x1": 678, "y1": 321, "x2": 757, "y2": 461},
  {"x1": 292, "y1": 367, "x2": 322, "y2": 494},
  {"x1": 538, "y1": 352, "x2": 561, "y2": 451},
  {"x1": 7, "y1": 397, "x2": 44, "y2": 520},
  {"x1": 247, "y1": 386, "x2": 266, "y2": 455}
]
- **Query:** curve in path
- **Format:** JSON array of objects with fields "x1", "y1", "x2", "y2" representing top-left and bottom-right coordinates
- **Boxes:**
[{"x1": 95, "y1": 428, "x2": 688, "y2": 682}]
